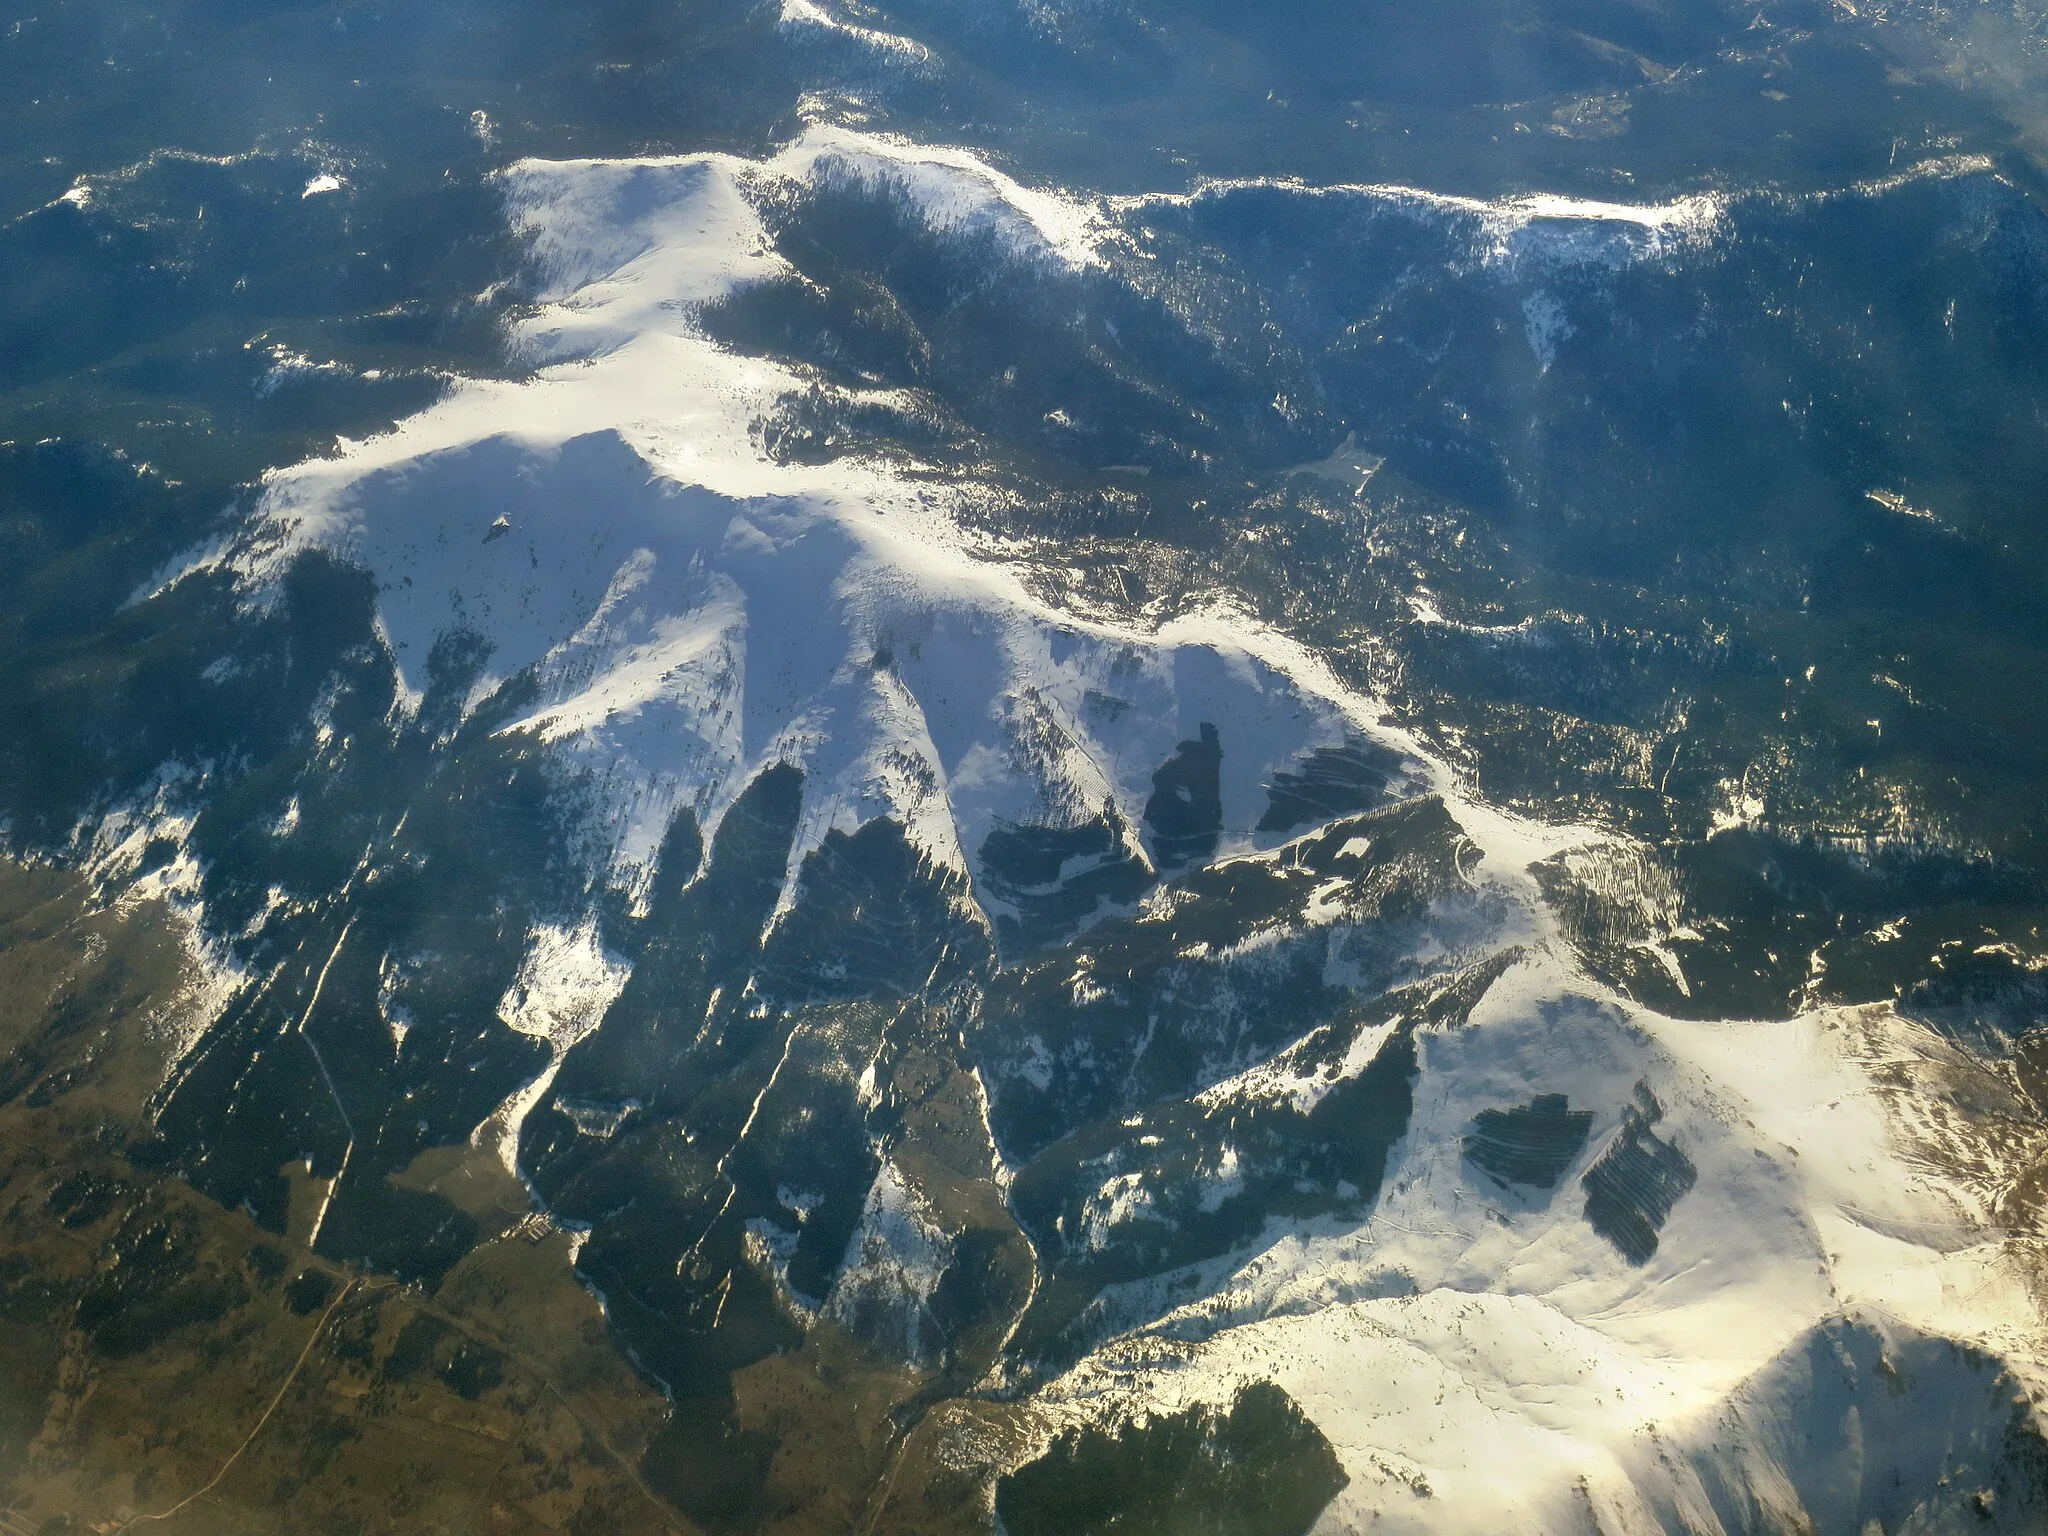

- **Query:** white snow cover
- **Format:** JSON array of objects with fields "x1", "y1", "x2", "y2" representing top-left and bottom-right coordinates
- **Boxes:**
[
  {"x1": 152, "y1": 124, "x2": 2044, "y2": 1527},
  {"x1": 478, "y1": 918, "x2": 630, "y2": 1174},
  {"x1": 68, "y1": 760, "x2": 255, "y2": 1066},
  {"x1": 1043, "y1": 947, "x2": 2046, "y2": 1533},
  {"x1": 1112, "y1": 176, "x2": 1726, "y2": 274},
  {"x1": 205, "y1": 128, "x2": 1421, "y2": 920},
  {"x1": 776, "y1": 0, "x2": 939, "y2": 75},
  {"x1": 824, "y1": 1155, "x2": 954, "y2": 1362}
]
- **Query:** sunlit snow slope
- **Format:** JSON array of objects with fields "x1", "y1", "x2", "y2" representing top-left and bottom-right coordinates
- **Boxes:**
[{"x1": 211, "y1": 132, "x2": 1418, "y2": 925}]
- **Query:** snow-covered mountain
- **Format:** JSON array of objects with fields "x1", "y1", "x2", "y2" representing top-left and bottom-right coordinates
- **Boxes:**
[{"x1": 108, "y1": 125, "x2": 2048, "y2": 1534}]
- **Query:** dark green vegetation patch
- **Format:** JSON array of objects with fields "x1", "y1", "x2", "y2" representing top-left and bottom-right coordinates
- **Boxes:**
[
  {"x1": 1582, "y1": 1087, "x2": 1698, "y2": 1266},
  {"x1": 1463, "y1": 1094, "x2": 1596, "y2": 1192},
  {"x1": 996, "y1": 1381, "x2": 1348, "y2": 1536}
]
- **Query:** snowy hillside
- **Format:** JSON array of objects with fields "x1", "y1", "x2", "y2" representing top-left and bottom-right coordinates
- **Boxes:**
[{"x1": 134, "y1": 124, "x2": 2048, "y2": 1534}]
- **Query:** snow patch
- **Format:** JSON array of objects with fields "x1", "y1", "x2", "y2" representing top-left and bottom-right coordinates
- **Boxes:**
[
  {"x1": 1046, "y1": 944, "x2": 2045, "y2": 1531},
  {"x1": 477, "y1": 919, "x2": 630, "y2": 1176},
  {"x1": 777, "y1": 0, "x2": 939, "y2": 73},
  {"x1": 824, "y1": 1156, "x2": 953, "y2": 1362},
  {"x1": 1120, "y1": 177, "x2": 1726, "y2": 276},
  {"x1": 1521, "y1": 291, "x2": 1572, "y2": 370}
]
